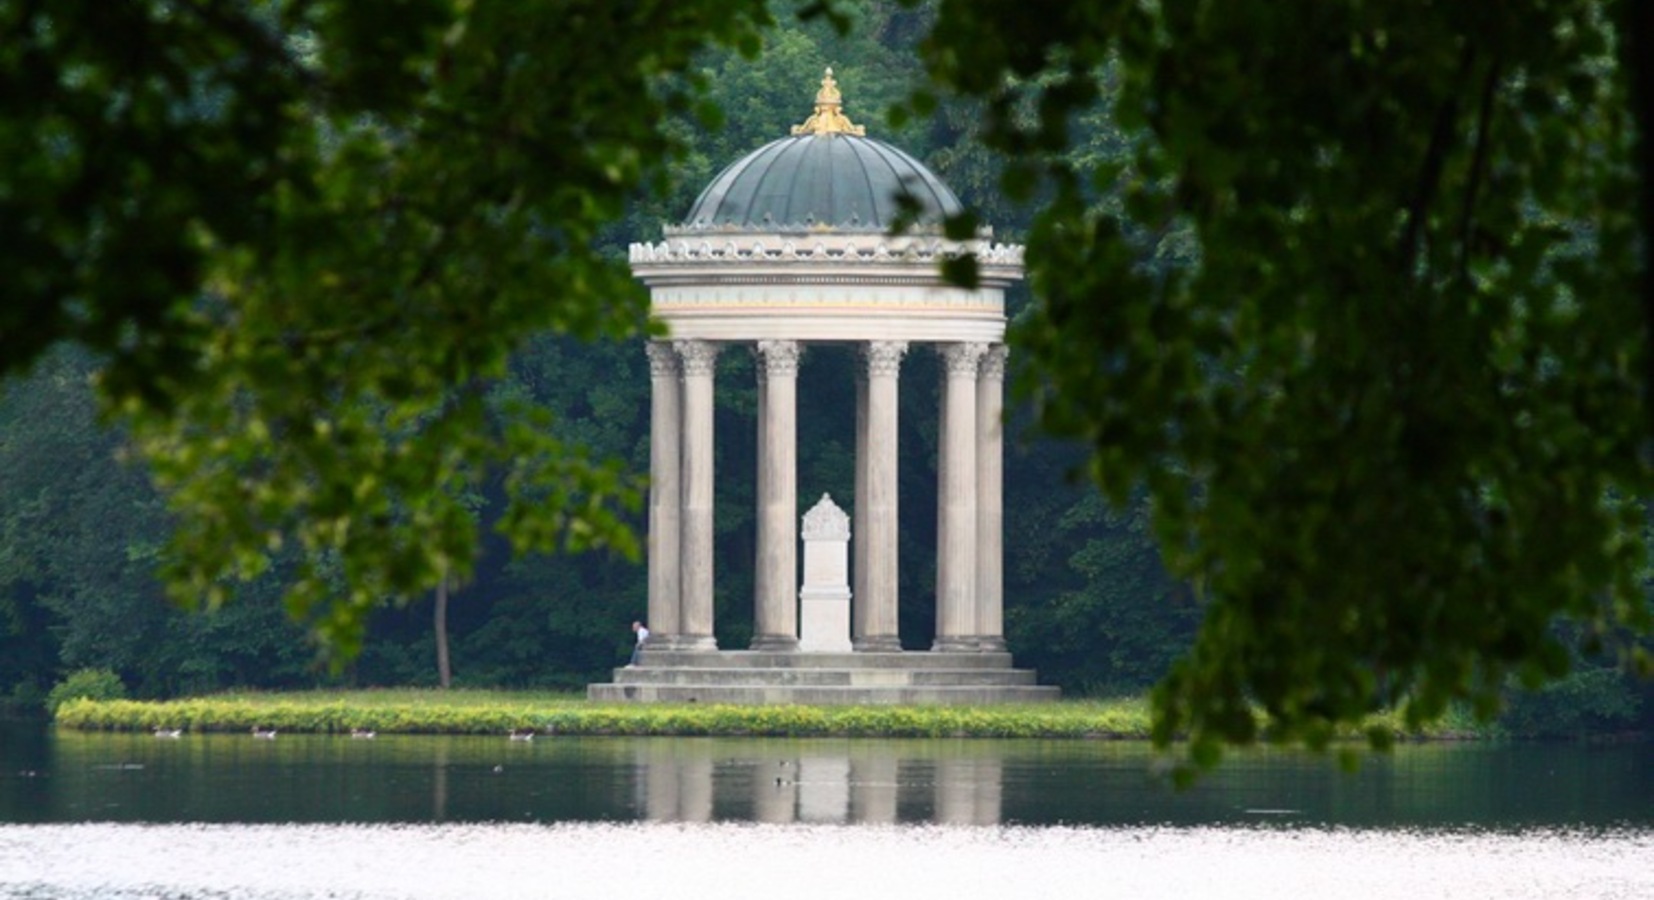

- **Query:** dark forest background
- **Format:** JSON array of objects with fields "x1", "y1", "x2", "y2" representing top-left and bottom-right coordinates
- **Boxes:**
[{"x1": 1, "y1": 1, "x2": 1644, "y2": 737}]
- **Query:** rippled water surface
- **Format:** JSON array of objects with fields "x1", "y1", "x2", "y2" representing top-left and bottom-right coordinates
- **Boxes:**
[
  {"x1": 2, "y1": 821, "x2": 1649, "y2": 900},
  {"x1": 0, "y1": 726, "x2": 1648, "y2": 898}
]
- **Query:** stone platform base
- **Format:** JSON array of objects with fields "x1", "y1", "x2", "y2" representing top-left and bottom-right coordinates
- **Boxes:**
[{"x1": 586, "y1": 650, "x2": 1060, "y2": 705}]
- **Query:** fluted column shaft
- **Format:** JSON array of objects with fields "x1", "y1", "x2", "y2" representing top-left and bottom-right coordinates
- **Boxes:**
[
  {"x1": 752, "y1": 340, "x2": 801, "y2": 650},
  {"x1": 852, "y1": 366, "x2": 869, "y2": 646},
  {"x1": 676, "y1": 339, "x2": 719, "y2": 651},
  {"x1": 645, "y1": 343, "x2": 682, "y2": 648},
  {"x1": 855, "y1": 341, "x2": 906, "y2": 651},
  {"x1": 976, "y1": 345, "x2": 1007, "y2": 652},
  {"x1": 934, "y1": 342, "x2": 986, "y2": 651}
]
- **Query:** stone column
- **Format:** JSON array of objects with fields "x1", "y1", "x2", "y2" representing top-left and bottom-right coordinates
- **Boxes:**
[
  {"x1": 645, "y1": 342, "x2": 682, "y2": 649},
  {"x1": 855, "y1": 341, "x2": 906, "y2": 651},
  {"x1": 752, "y1": 340, "x2": 801, "y2": 651},
  {"x1": 852, "y1": 365, "x2": 868, "y2": 646},
  {"x1": 976, "y1": 345, "x2": 1007, "y2": 652},
  {"x1": 934, "y1": 342, "x2": 986, "y2": 651},
  {"x1": 676, "y1": 339, "x2": 719, "y2": 651}
]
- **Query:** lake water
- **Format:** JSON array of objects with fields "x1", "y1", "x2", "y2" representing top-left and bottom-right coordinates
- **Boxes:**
[{"x1": 0, "y1": 725, "x2": 1649, "y2": 898}]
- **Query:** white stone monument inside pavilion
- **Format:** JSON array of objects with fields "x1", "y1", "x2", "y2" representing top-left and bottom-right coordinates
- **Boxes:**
[{"x1": 587, "y1": 70, "x2": 1057, "y2": 704}]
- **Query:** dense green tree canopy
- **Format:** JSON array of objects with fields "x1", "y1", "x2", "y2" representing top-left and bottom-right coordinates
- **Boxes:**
[
  {"x1": 3, "y1": 0, "x2": 1651, "y2": 762},
  {"x1": 2, "y1": 0, "x2": 774, "y2": 654},
  {"x1": 912, "y1": 0, "x2": 1653, "y2": 761}
]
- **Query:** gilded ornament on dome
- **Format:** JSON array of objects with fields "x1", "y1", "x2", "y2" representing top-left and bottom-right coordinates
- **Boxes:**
[{"x1": 791, "y1": 67, "x2": 866, "y2": 136}]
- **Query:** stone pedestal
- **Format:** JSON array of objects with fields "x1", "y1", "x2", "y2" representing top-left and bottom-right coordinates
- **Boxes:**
[{"x1": 799, "y1": 494, "x2": 852, "y2": 653}]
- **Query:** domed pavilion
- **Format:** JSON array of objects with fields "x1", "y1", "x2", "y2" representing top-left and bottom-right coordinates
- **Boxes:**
[{"x1": 589, "y1": 70, "x2": 1055, "y2": 704}]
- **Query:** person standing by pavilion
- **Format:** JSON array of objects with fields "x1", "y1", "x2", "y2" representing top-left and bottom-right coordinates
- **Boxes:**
[{"x1": 629, "y1": 620, "x2": 650, "y2": 667}]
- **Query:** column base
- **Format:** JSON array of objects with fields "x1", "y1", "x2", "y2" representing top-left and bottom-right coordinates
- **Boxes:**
[
  {"x1": 853, "y1": 637, "x2": 903, "y2": 652},
  {"x1": 676, "y1": 634, "x2": 719, "y2": 652},
  {"x1": 931, "y1": 637, "x2": 980, "y2": 652},
  {"x1": 977, "y1": 637, "x2": 1007, "y2": 653},
  {"x1": 748, "y1": 635, "x2": 800, "y2": 652}
]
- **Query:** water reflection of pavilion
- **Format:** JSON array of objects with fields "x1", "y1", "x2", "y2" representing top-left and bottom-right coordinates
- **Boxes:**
[{"x1": 633, "y1": 742, "x2": 1002, "y2": 826}]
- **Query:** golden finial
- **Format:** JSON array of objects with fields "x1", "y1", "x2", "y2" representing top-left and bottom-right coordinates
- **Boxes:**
[{"x1": 791, "y1": 67, "x2": 865, "y2": 136}]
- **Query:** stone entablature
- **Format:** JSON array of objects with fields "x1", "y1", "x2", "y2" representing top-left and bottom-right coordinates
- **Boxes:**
[
  {"x1": 647, "y1": 286, "x2": 1003, "y2": 315},
  {"x1": 632, "y1": 233, "x2": 1021, "y2": 344}
]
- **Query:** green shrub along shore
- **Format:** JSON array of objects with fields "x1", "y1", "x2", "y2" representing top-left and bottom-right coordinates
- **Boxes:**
[{"x1": 52, "y1": 690, "x2": 1486, "y2": 741}]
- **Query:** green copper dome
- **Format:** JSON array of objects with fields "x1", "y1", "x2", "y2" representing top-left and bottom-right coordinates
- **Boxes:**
[{"x1": 681, "y1": 68, "x2": 962, "y2": 232}]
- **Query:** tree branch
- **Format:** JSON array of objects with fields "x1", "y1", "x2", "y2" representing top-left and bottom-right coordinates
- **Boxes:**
[
  {"x1": 1457, "y1": 54, "x2": 1501, "y2": 282},
  {"x1": 1399, "y1": 42, "x2": 1475, "y2": 279},
  {"x1": 1624, "y1": 2, "x2": 1654, "y2": 442}
]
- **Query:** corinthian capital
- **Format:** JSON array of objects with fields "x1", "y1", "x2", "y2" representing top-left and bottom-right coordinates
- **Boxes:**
[
  {"x1": 755, "y1": 340, "x2": 802, "y2": 378},
  {"x1": 862, "y1": 341, "x2": 908, "y2": 378},
  {"x1": 978, "y1": 344, "x2": 1009, "y2": 382},
  {"x1": 674, "y1": 339, "x2": 720, "y2": 376},
  {"x1": 938, "y1": 342, "x2": 988, "y2": 377},
  {"x1": 645, "y1": 341, "x2": 680, "y2": 378}
]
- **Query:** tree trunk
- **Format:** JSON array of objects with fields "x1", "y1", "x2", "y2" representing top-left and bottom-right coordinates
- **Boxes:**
[{"x1": 434, "y1": 575, "x2": 452, "y2": 689}]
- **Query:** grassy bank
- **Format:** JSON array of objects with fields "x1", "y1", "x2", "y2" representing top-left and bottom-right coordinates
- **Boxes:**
[
  {"x1": 55, "y1": 690, "x2": 1155, "y2": 738},
  {"x1": 53, "y1": 689, "x2": 1487, "y2": 741}
]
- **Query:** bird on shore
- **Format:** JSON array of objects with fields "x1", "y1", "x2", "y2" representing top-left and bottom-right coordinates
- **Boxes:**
[
  {"x1": 153, "y1": 727, "x2": 182, "y2": 739},
  {"x1": 252, "y1": 727, "x2": 277, "y2": 739}
]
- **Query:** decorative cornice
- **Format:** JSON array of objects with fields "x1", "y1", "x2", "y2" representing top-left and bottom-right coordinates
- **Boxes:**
[
  {"x1": 645, "y1": 341, "x2": 680, "y2": 378},
  {"x1": 674, "y1": 339, "x2": 720, "y2": 376},
  {"x1": 791, "y1": 68, "x2": 866, "y2": 137},
  {"x1": 631, "y1": 237, "x2": 1024, "y2": 269},
  {"x1": 754, "y1": 340, "x2": 802, "y2": 378},
  {"x1": 979, "y1": 344, "x2": 1008, "y2": 381},
  {"x1": 863, "y1": 341, "x2": 908, "y2": 378},
  {"x1": 938, "y1": 342, "x2": 988, "y2": 377}
]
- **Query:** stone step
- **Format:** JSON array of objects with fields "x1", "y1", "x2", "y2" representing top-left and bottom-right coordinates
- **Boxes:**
[
  {"x1": 585, "y1": 683, "x2": 1062, "y2": 706},
  {"x1": 636, "y1": 650, "x2": 1017, "y2": 670},
  {"x1": 611, "y1": 667, "x2": 1038, "y2": 687}
]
